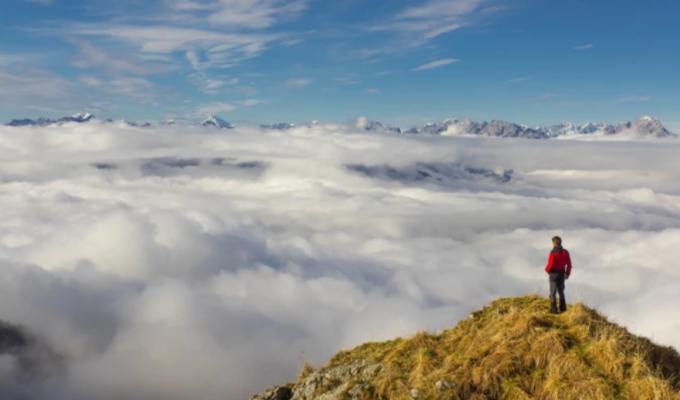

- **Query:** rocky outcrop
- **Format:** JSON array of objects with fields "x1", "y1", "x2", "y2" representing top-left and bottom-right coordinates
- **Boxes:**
[
  {"x1": 250, "y1": 361, "x2": 382, "y2": 400},
  {"x1": 249, "y1": 296, "x2": 680, "y2": 400}
]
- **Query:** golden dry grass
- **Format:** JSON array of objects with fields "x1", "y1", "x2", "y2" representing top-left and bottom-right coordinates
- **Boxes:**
[
  {"x1": 319, "y1": 295, "x2": 680, "y2": 400},
  {"x1": 297, "y1": 360, "x2": 316, "y2": 383}
]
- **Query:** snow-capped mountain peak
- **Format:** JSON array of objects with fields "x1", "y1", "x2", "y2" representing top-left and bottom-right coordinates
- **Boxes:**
[
  {"x1": 201, "y1": 115, "x2": 233, "y2": 129},
  {"x1": 615, "y1": 116, "x2": 673, "y2": 137},
  {"x1": 353, "y1": 116, "x2": 401, "y2": 133},
  {"x1": 63, "y1": 113, "x2": 96, "y2": 123}
]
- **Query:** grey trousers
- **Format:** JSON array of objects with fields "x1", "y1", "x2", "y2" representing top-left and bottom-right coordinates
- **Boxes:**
[{"x1": 549, "y1": 270, "x2": 567, "y2": 312}]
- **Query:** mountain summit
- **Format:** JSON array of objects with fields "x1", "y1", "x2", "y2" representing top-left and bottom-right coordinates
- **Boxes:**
[
  {"x1": 611, "y1": 116, "x2": 674, "y2": 137},
  {"x1": 251, "y1": 295, "x2": 680, "y2": 400},
  {"x1": 200, "y1": 115, "x2": 233, "y2": 129}
]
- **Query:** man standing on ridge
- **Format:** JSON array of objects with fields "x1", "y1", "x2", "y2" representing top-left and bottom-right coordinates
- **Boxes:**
[{"x1": 545, "y1": 236, "x2": 572, "y2": 314}]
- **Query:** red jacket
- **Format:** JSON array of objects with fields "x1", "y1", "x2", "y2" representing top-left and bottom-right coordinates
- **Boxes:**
[{"x1": 545, "y1": 247, "x2": 572, "y2": 276}]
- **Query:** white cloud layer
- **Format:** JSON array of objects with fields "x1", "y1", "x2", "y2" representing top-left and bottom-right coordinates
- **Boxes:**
[{"x1": 0, "y1": 124, "x2": 680, "y2": 399}]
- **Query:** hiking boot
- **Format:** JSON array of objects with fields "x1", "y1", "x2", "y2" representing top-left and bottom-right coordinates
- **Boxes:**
[
  {"x1": 559, "y1": 302, "x2": 567, "y2": 313},
  {"x1": 549, "y1": 308, "x2": 559, "y2": 315}
]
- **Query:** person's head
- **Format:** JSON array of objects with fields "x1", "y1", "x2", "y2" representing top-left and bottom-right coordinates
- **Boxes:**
[{"x1": 552, "y1": 236, "x2": 562, "y2": 247}]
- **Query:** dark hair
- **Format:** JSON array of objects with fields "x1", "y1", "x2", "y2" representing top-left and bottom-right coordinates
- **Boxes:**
[{"x1": 552, "y1": 236, "x2": 562, "y2": 246}]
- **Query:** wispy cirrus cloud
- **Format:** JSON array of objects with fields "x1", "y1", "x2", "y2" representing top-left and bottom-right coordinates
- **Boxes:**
[
  {"x1": 189, "y1": 72, "x2": 239, "y2": 94},
  {"x1": 0, "y1": 52, "x2": 47, "y2": 66},
  {"x1": 282, "y1": 39, "x2": 302, "y2": 46},
  {"x1": 334, "y1": 77, "x2": 362, "y2": 85},
  {"x1": 239, "y1": 99, "x2": 268, "y2": 106},
  {"x1": 14, "y1": 0, "x2": 307, "y2": 118},
  {"x1": 78, "y1": 74, "x2": 160, "y2": 105},
  {"x1": 70, "y1": 39, "x2": 174, "y2": 76},
  {"x1": 375, "y1": 71, "x2": 395, "y2": 77},
  {"x1": 282, "y1": 78, "x2": 311, "y2": 88},
  {"x1": 107, "y1": 77, "x2": 159, "y2": 104},
  {"x1": 533, "y1": 92, "x2": 555, "y2": 100},
  {"x1": 195, "y1": 101, "x2": 237, "y2": 116},
  {"x1": 530, "y1": 92, "x2": 568, "y2": 101},
  {"x1": 480, "y1": 5, "x2": 506, "y2": 13},
  {"x1": 351, "y1": 49, "x2": 381, "y2": 58},
  {"x1": 73, "y1": 25, "x2": 281, "y2": 55},
  {"x1": 0, "y1": 62, "x2": 160, "y2": 114},
  {"x1": 412, "y1": 58, "x2": 458, "y2": 71},
  {"x1": 372, "y1": 0, "x2": 490, "y2": 43},
  {"x1": 573, "y1": 44, "x2": 595, "y2": 50},
  {"x1": 0, "y1": 65, "x2": 75, "y2": 110},
  {"x1": 616, "y1": 95, "x2": 651, "y2": 103},
  {"x1": 165, "y1": 0, "x2": 311, "y2": 29},
  {"x1": 507, "y1": 76, "x2": 534, "y2": 83}
]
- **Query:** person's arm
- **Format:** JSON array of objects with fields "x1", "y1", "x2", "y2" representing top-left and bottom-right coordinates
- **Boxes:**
[
  {"x1": 545, "y1": 253, "x2": 554, "y2": 273},
  {"x1": 566, "y1": 251, "x2": 572, "y2": 279}
]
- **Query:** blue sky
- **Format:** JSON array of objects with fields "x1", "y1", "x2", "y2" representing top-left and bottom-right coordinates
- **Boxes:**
[{"x1": 1, "y1": 0, "x2": 679, "y2": 128}]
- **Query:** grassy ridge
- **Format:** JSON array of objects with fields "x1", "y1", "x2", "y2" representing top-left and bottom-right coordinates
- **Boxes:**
[{"x1": 313, "y1": 295, "x2": 680, "y2": 400}]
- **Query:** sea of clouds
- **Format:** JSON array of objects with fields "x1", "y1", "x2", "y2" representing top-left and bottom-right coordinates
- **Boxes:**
[{"x1": 0, "y1": 121, "x2": 679, "y2": 399}]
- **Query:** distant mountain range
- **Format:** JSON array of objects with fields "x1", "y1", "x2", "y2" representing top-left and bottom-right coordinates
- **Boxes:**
[
  {"x1": 261, "y1": 116, "x2": 675, "y2": 138},
  {"x1": 4, "y1": 114, "x2": 233, "y2": 130},
  {"x1": 361, "y1": 116, "x2": 674, "y2": 139},
  {"x1": 6, "y1": 113, "x2": 96, "y2": 127},
  {"x1": 4, "y1": 114, "x2": 676, "y2": 138}
]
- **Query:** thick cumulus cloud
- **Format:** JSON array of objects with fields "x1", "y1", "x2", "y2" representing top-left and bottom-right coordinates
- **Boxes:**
[{"x1": 0, "y1": 122, "x2": 680, "y2": 399}]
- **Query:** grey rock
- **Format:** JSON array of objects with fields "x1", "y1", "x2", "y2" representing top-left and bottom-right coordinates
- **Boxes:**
[
  {"x1": 275, "y1": 387, "x2": 293, "y2": 400},
  {"x1": 6, "y1": 118, "x2": 38, "y2": 127},
  {"x1": 410, "y1": 388, "x2": 420, "y2": 399},
  {"x1": 435, "y1": 380, "x2": 452, "y2": 392},
  {"x1": 250, "y1": 386, "x2": 293, "y2": 400},
  {"x1": 251, "y1": 361, "x2": 382, "y2": 400}
]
